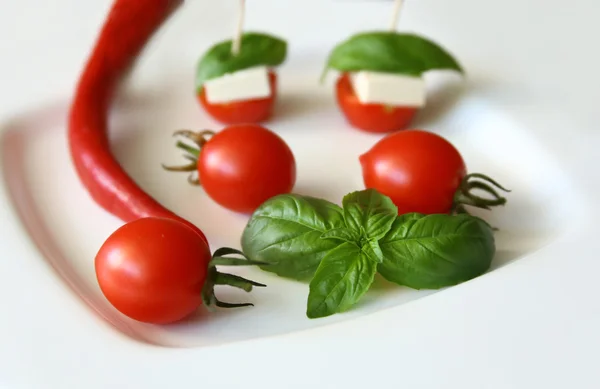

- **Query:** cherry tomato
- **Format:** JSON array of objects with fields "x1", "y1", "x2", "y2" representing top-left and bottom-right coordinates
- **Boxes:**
[
  {"x1": 199, "y1": 124, "x2": 296, "y2": 213},
  {"x1": 360, "y1": 129, "x2": 467, "y2": 215},
  {"x1": 198, "y1": 71, "x2": 278, "y2": 125},
  {"x1": 95, "y1": 217, "x2": 210, "y2": 324},
  {"x1": 335, "y1": 73, "x2": 418, "y2": 133}
]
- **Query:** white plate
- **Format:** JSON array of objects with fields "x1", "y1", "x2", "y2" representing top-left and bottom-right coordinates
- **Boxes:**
[{"x1": 1, "y1": 0, "x2": 599, "y2": 388}]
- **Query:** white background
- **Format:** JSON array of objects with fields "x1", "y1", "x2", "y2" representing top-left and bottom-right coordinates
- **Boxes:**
[{"x1": 1, "y1": 0, "x2": 599, "y2": 388}]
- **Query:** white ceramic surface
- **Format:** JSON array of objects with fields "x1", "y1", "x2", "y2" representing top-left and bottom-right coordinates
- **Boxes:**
[{"x1": 1, "y1": 0, "x2": 599, "y2": 388}]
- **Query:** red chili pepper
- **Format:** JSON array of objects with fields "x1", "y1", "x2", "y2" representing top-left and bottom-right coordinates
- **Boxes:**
[{"x1": 67, "y1": 0, "x2": 207, "y2": 243}]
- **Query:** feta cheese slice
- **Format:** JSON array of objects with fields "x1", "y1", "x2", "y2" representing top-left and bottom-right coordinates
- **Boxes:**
[
  {"x1": 204, "y1": 66, "x2": 271, "y2": 104},
  {"x1": 350, "y1": 71, "x2": 426, "y2": 107}
]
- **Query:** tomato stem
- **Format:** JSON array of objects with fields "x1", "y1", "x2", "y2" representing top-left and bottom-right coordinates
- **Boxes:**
[
  {"x1": 210, "y1": 256, "x2": 269, "y2": 267},
  {"x1": 452, "y1": 173, "x2": 511, "y2": 215},
  {"x1": 201, "y1": 247, "x2": 267, "y2": 310},
  {"x1": 215, "y1": 300, "x2": 254, "y2": 308},
  {"x1": 215, "y1": 272, "x2": 266, "y2": 292},
  {"x1": 176, "y1": 141, "x2": 200, "y2": 158},
  {"x1": 319, "y1": 67, "x2": 329, "y2": 84},
  {"x1": 162, "y1": 129, "x2": 216, "y2": 185},
  {"x1": 173, "y1": 129, "x2": 215, "y2": 146}
]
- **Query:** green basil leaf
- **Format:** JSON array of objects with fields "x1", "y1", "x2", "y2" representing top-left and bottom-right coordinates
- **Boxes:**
[
  {"x1": 323, "y1": 32, "x2": 463, "y2": 78},
  {"x1": 362, "y1": 239, "x2": 383, "y2": 263},
  {"x1": 321, "y1": 227, "x2": 361, "y2": 243},
  {"x1": 196, "y1": 32, "x2": 287, "y2": 90},
  {"x1": 241, "y1": 194, "x2": 345, "y2": 280},
  {"x1": 342, "y1": 189, "x2": 398, "y2": 240},
  {"x1": 379, "y1": 213, "x2": 495, "y2": 289},
  {"x1": 307, "y1": 242, "x2": 377, "y2": 319}
]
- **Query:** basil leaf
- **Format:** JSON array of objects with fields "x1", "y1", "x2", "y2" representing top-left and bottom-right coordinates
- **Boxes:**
[
  {"x1": 379, "y1": 213, "x2": 495, "y2": 289},
  {"x1": 196, "y1": 32, "x2": 287, "y2": 90},
  {"x1": 342, "y1": 189, "x2": 398, "y2": 240},
  {"x1": 324, "y1": 32, "x2": 463, "y2": 78},
  {"x1": 321, "y1": 227, "x2": 361, "y2": 243},
  {"x1": 307, "y1": 242, "x2": 377, "y2": 319},
  {"x1": 362, "y1": 239, "x2": 383, "y2": 263},
  {"x1": 241, "y1": 194, "x2": 345, "y2": 280}
]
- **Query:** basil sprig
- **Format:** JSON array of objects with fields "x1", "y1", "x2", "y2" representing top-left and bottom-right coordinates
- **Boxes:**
[
  {"x1": 241, "y1": 189, "x2": 496, "y2": 319},
  {"x1": 196, "y1": 32, "x2": 287, "y2": 91},
  {"x1": 322, "y1": 32, "x2": 464, "y2": 80},
  {"x1": 241, "y1": 194, "x2": 345, "y2": 280},
  {"x1": 342, "y1": 190, "x2": 397, "y2": 241},
  {"x1": 379, "y1": 213, "x2": 495, "y2": 289},
  {"x1": 307, "y1": 242, "x2": 377, "y2": 319}
]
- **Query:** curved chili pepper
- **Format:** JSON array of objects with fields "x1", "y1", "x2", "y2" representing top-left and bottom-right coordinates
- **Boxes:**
[{"x1": 67, "y1": 0, "x2": 207, "y2": 242}]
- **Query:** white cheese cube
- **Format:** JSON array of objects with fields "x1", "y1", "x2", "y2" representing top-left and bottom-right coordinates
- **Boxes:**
[
  {"x1": 350, "y1": 71, "x2": 426, "y2": 107},
  {"x1": 204, "y1": 66, "x2": 271, "y2": 104}
]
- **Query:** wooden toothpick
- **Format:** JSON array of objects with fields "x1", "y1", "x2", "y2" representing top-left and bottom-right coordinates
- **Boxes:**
[
  {"x1": 388, "y1": 0, "x2": 404, "y2": 31},
  {"x1": 231, "y1": 0, "x2": 246, "y2": 56}
]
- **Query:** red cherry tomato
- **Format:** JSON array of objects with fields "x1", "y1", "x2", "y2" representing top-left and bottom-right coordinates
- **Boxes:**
[
  {"x1": 95, "y1": 217, "x2": 211, "y2": 324},
  {"x1": 335, "y1": 73, "x2": 419, "y2": 133},
  {"x1": 199, "y1": 124, "x2": 296, "y2": 213},
  {"x1": 360, "y1": 129, "x2": 467, "y2": 215},
  {"x1": 198, "y1": 71, "x2": 277, "y2": 125}
]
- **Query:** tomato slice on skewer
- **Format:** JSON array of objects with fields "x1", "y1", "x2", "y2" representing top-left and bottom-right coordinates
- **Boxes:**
[
  {"x1": 335, "y1": 73, "x2": 419, "y2": 133},
  {"x1": 198, "y1": 71, "x2": 278, "y2": 125}
]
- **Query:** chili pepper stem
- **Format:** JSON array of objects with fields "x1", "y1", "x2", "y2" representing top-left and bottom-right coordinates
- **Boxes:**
[
  {"x1": 201, "y1": 248, "x2": 268, "y2": 310},
  {"x1": 451, "y1": 173, "x2": 511, "y2": 215}
]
